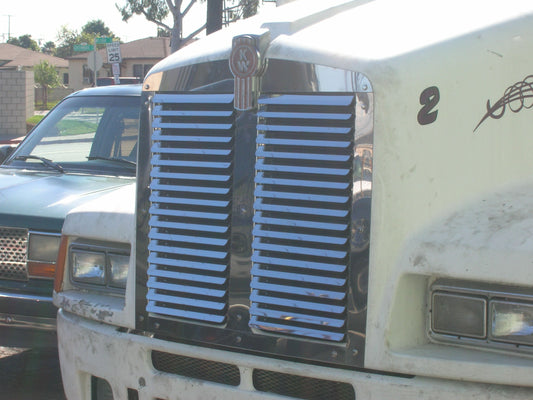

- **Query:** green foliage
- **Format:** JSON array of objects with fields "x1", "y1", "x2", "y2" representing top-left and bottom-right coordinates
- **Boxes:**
[
  {"x1": 34, "y1": 61, "x2": 61, "y2": 89},
  {"x1": 41, "y1": 41, "x2": 57, "y2": 55},
  {"x1": 55, "y1": 20, "x2": 119, "y2": 58},
  {"x1": 117, "y1": 0, "x2": 170, "y2": 25},
  {"x1": 7, "y1": 34, "x2": 40, "y2": 51},
  {"x1": 26, "y1": 115, "x2": 44, "y2": 125},
  {"x1": 225, "y1": 0, "x2": 259, "y2": 22},
  {"x1": 34, "y1": 61, "x2": 61, "y2": 107},
  {"x1": 82, "y1": 20, "x2": 114, "y2": 37}
]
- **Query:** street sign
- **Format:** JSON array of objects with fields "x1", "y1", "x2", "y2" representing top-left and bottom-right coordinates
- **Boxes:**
[
  {"x1": 95, "y1": 37, "x2": 112, "y2": 44},
  {"x1": 73, "y1": 44, "x2": 94, "y2": 52},
  {"x1": 106, "y1": 42, "x2": 122, "y2": 64},
  {"x1": 87, "y1": 52, "x2": 103, "y2": 72}
]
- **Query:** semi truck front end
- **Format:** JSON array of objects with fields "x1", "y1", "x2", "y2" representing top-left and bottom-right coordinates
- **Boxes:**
[{"x1": 54, "y1": 0, "x2": 533, "y2": 398}]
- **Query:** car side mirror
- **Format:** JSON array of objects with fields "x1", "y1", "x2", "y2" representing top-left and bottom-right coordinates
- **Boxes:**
[{"x1": 0, "y1": 145, "x2": 15, "y2": 164}]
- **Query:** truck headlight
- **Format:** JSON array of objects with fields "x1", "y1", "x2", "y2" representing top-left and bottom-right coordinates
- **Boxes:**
[
  {"x1": 69, "y1": 240, "x2": 130, "y2": 292},
  {"x1": 430, "y1": 281, "x2": 533, "y2": 352},
  {"x1": 109, "y1": 253, "x2": 129, "y2": 289},
  {"x1": 72, "y1": 250, "x2": 106, "y2": 285},
  {"x1": 491, "y1": 301, "x2": 533, "y2": 346}
]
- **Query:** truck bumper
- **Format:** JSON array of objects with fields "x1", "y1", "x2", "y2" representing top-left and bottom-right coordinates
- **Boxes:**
[
  {"x1": 58, "y1": 310, "x2": 533, "y2": 400},
  {"x1": 0, "y1": 291, "x2": 57, "y2": 348}
]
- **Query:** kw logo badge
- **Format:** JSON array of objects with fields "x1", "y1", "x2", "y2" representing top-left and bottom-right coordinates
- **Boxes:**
[{"x1": 230, "y1": 35, "x2": 264, "y2": 110}]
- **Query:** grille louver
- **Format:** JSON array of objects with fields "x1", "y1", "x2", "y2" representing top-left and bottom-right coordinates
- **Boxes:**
[
  {"x1": 250, "y1": 94, "x2": 355, "y2": 342},
  {"x1": 147, "y1": 93, "x2": 235, "y2": 324}
]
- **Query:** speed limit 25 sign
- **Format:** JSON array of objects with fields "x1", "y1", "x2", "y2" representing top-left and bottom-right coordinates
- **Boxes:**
[{"x1": 106, "y1": 42, "x2": 122, "y2": 64}]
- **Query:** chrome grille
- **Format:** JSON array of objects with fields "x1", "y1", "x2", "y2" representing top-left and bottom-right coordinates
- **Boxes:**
[
  {"x1": 147, "y1": 93, "x2": 235, "y2": 324},
  {"x1": 250, "y1": 94, "x2": 355, "y2": 342},
  {"x1": 0, "y1": 227, "x2": 28, "y2": 281}
]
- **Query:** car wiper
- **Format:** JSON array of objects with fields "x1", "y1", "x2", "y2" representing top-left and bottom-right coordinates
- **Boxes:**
[
  {"x1": 14, "y1": 155, "x2": 64, "y2": 173},
  {"x1": 87, "y1": 156, "x2": 136, "y2": 166}
]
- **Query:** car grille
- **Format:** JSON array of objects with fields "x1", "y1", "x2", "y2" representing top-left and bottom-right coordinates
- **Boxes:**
[{"x1": 0, "y1": 227, "x2": 28, "y2": 281}]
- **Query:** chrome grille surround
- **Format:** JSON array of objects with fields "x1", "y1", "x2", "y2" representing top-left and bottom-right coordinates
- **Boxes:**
[
  {"x1": 0, "y1": 227, "x2": 28, "y2": 281},
  {"x1": 140, "y1": 59, "x2": 373, "y2": 368},
  {"x1": 250, "y1": 94, "x2": 355, "y2": 342},
  {"x1": 147, "y1": 93, "x2": 235, "y2": 324}
]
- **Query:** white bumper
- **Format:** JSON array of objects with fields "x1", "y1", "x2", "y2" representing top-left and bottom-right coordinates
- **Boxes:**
[{"x1": 58, "y1": 310, "x2": 533, "y2": 400}]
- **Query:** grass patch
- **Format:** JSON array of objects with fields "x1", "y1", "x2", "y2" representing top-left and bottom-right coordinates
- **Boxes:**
[
  {"x1": 27, "y1": 115, "x2": 44, "y2": 125},
  {"x1": 35, "y1": 101, "x2": 59, "y2": 111}
]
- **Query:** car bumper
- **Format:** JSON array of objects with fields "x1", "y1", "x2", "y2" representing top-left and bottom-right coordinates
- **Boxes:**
[
  {"x1": 58, "y1": 310, "x2": 533, "y2": 400},
  {"x1": 0, "y1": 290, "x2": 57, "y2": 348}
]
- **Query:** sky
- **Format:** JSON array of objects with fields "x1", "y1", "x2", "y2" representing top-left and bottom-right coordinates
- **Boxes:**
[{"x1": 1, "y1": 0, "x2": 209, "y2": 45}]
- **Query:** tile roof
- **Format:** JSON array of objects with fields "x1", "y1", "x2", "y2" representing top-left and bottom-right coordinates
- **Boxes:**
[{"x1": 0, "y1": 43, "x2": 68, "y2": 69}]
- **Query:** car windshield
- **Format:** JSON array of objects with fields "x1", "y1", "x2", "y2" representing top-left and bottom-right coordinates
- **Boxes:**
[{"x1": 4, "y1": 95, "x2": 140, "y2": 176}]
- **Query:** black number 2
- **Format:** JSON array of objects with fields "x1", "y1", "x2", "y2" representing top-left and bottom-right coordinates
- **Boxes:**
[{"x1": 417, "y1": 86, "x2": 440, "y2": 125}]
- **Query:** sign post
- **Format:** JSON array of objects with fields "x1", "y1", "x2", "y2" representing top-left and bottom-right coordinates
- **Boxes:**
[
  {"x1": 73, "y1": 37, "x2": 120, "y2": 86},
  {"x1": 106, "y1": 42, "x2": 122, "y2": 84}
]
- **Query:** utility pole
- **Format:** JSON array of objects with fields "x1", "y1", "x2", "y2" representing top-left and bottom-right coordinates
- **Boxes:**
[
  {"x1": 4, "y1": 15, "x2": 13, "y2": 40},
  {"x1": 206, "y1": 0, "x2": 223, "y2": 35}
]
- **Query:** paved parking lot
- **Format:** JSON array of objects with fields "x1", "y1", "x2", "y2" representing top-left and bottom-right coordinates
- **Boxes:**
[{"x1": 0, "y1": 347, "x2": 66, "y2": 399}]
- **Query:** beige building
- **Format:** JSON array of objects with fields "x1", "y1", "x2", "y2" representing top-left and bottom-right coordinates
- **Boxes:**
[{"x1": 68, "y1": 37, "x2": 171, "y2": 90}]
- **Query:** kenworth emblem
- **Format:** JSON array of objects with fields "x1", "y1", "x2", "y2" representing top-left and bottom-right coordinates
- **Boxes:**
[{"x1": 229, "y1": 35, "x2": 265, "y2": 110}]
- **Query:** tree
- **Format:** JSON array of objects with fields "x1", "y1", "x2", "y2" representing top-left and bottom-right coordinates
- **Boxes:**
[
  {"x1": 7, "y1": 34, "x2": 40, "y2": 51},
  {"x1": 41, "y1": 41, "x2": 56, "y2": 55},
  {"x1": 82, "y1": 20, "x2": 114, "y2": 37},
  {"x1": 224, "y1": 0, "x2": 259, "y2": 24},
  {"x1": 117, "y1": 0, "x2": 205, "y2": 53},
  {"x1": 116, "y1": 0, "x2": 259, "y2": 53},
  {"x1": 55, "y1": 21, "x2": 119, "y2": 58},
  {"x1": 34, "y1": 61, "x2": 61, "y2": 107}
]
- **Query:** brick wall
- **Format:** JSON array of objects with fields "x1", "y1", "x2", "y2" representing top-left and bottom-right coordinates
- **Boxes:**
[{"x1": 0, "y1": 70, "x2": 35, "y2": 139}]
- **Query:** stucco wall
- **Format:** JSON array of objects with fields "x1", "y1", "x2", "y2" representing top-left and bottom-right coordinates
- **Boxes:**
[{"x1": 0, "y1": 70, "x2": 34, "y2": 139}]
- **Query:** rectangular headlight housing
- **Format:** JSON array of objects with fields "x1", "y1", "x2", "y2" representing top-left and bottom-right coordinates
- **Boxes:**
[
  {"x1": 28, "y1": 232, "x2": 61, "y2": 263},
  {"x1": 491, "y1": 300, "x2": 533, "y2": 346},
  {"x1": 71, "y1": 250, "x2": 106, "y2": 285},
  {"x1": 430, "y1": 281, "x2": 533, "y2": 353},
  {"x1": 432, "y1": 292, "x2": 486, "y2": 339},
  {"x1": 69, "y1": 240, "x2": 130, "y2": 293},
  {"x1": 109, "y1": 253, "x2": 129, "y2": 289}
]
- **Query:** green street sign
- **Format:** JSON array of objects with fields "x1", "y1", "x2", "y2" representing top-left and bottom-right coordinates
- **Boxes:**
[
  {"x1": 95, "y1": 37, "x2": 112, "y2": 44},
  {"x1": 73, "y1": 44, "x2": 94, "y2": 52}
]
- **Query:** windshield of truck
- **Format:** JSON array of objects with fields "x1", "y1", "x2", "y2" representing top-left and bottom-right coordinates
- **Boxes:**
[{"x1": 3, "y1": 95, "x2": 140, "y2": 176}]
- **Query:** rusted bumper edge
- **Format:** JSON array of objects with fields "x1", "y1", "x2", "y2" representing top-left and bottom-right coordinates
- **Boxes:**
[{"x1": 57, "y1": 310, "x2": 533, "y2": 400}]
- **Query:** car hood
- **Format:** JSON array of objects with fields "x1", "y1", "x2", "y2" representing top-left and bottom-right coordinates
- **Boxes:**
[{"x1": 0, "y1": 169, "x2": 134, "y2": 232}]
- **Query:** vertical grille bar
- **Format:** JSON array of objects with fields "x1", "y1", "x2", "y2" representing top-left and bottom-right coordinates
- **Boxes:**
[
  {"x1": 147, "y1": 93, "x2": 235, "y2": 324},
  {"x1": 250, "y1": 94, "x2": 355, "y2": 342}
]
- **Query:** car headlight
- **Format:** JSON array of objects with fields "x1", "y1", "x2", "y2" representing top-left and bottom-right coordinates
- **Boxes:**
[
  {"x1": 69, "y1": 240, "x2": 130, "y2": 292},
  {"x1": 27, "y1": 232, "x2": 61, "y2": 279}
]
